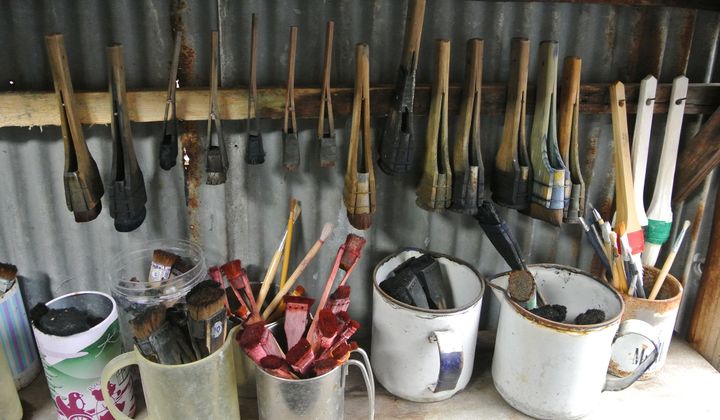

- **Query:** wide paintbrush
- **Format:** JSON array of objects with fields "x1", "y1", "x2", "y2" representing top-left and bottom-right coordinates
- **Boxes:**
[
  {"x1": 159, "y1": 30, "x2": 182, "y2": 171},
  {"x1": 245, "y1": 13, "x2": 265, "y2": 165},
  {"x1": 417, "y1": 39, "x2": 452, "y2": 212},
  {"x1": 557, "y1": 56, "x2": 584, "y2": 223},
  {"x1": 318, "y1": 21, "x2": 337, "y2": 168},
  {"x1": 282, "y1": 26, "x2": 300, "y2": 171},
  {"x1": 630, "y1": 75, "x2": 657, "y2": 228},
  {"x1": 205, "y1": 31, "x2": 228, "y2": 185}
]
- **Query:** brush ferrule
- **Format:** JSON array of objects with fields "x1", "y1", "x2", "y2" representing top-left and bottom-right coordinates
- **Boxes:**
[
  {"x1": 646, "y1": 219, "x2": 672, "y2": 245},
  {"x1": 188, "y1": 308, "x2": 227, "y2": 358}
]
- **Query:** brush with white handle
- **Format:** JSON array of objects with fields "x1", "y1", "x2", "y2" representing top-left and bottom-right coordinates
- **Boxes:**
[
  {"x1": 630, "y1": 75, "x2": 657, "y2": 227},
  {"x1": 644, "y1": 75, "x2": 688, "y2": 267}
]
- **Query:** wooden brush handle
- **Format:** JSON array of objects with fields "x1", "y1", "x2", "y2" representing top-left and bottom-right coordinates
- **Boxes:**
[
  {"x1": 209, "y1": 31, "x2": 219, "y2": 118},
  {"x1": 318, "y1": 21, "x2": 335, "y2": 137},
  {"x1": 256, "y1": 235, "x2": 287, "y2": 310},
  {"x1": 453, "y1": 39, "x2": 483, "y2": 177},
  {"x1": 495, "y1": 38, "x2": 529, "y2": 173},
  {"x1": 163, "y1": 31, "x2": 182, "y2": 123},
  {"x1": 279, "y1": 199, "x2": 298, "y2": 289},
  {"x1": 558, "y1": 57, "x2": 581, "y2": 165},
  {"x1": 107, "y1": 44, "x2": 138, "y2": 172},
  {"x1": 284, "y1": 26, "x2": 298, "y2": 134},
  {"x1": 630, "y1": 75, "x2": 657, "y2": 227},
  {"x1": 401, "y1": 0, "x2": 426, "y2": 70},
  {"x1": 249, "y1": 14, "x2": 259, "y2": 109},
  {"x1": 609, "y1": 82, "x2": 642, "y2": 236}
]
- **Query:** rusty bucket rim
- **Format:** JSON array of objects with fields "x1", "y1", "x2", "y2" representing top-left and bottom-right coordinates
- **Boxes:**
[
  {"x1": 488, "y1": 263, "x2": 625, "y2": 333},
  {"x1": 623, "y1": 265, "x2": 684, "y2": 305}
]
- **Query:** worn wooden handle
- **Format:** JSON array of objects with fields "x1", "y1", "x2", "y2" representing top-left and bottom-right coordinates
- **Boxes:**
[
  {"x1": 284, "y1": 26, "x2": 298, "y2": 133},
  {"x1": 558, "y1": 56, "x2": 581, "y2": 164},
  {"x1": 249, "y1": 14, "x2": 259, "y2": 102},
  {"x1": 401, "y1": 0, "x2": 426, "y2": 70},
  {"x1": 495, "y1": 38, "x2": 529, "y2": 174},
  {"x1": 318, "y1": 21, "x2": 335, "y2": 136}
]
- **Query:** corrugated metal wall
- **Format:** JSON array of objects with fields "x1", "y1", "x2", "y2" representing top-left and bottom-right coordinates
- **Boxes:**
[{"x1": 0, "y1": 0, "x2": 718, "y2": 335}]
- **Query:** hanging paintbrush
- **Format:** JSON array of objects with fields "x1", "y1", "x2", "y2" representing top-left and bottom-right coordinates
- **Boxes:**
[
  {"x1": 107, "y1": 44, "x2": 148, "y2": 232},
  {"x1": 558, "y1": 56, "x2": 584, "y2": 223},
  {"x1": 159, "y1": 30, "x2": 182, "y2": 171},
  {"x1": 343, "y1": 43, "x2": 376, "y2": 230},
  {"x1": 262, "y1": 223, "x2": 334, "y2": 319},
  {"x1": 45, "y1": 34, "x2": 104, "y2": 222},
  {"x1": 644, "y1": 76, "x2": 689, "y2": 267},
  {"x1": 280, "y1": 199, "x2": 301, "y2": 290},
  {"x1": 318, "y1": 21, "x2": 337, "y2": 168},
  {"x1": 417, "y1": 39, "x2": 452, "y2": 211},
  {"x1": 450, "y1": 38, "x2": 484, "y2": 215},
  {"x1": 378, "y1": 0, "x2": 426, "y2": 175},
  {"x1": 529, "y1": 41, "x2": 566, "y2": 226},
  {"x1": 245, "y1": 13, "x2": 265, "y2": 165},
  {"x1": 205, "y1": 31, "x2": 228, "y2": 185},
  {"x1": 609, "y1": 82, "x2": 645, "y2": 266},
  {"x1": 493, "y1": 38, "x2": 530, "y2": 210},
  {"x1": 630, "y1": 75, "x2": 657, "y2": 228},
  {"x1": 283, "y1": 26, "x2": 300, "y2": 171}
]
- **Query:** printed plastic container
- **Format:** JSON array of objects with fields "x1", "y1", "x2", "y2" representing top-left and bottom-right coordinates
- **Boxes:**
[
  {"x1": 0, "y1": 281, "x2": 41, "y2": 388},
  {"x1": 108, "y1": 239, "x2": 206, "y2": 349}
]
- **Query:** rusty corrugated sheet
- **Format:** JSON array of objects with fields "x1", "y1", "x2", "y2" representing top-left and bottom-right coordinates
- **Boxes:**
[{"x1": 0, "y1": 0, "x2": 717, "y2": 334}]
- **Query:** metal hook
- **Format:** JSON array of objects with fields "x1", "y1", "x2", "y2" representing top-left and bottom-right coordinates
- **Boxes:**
[
  {"x1": 675, "y1": 97, "x2": 687, "y2": 105},
  {"x1": 645, "y1": 97, "x2": 656, "y2": 105}
]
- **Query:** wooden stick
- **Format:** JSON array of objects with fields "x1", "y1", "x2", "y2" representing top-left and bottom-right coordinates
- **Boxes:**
[
  {"x1": 417, "y1": 39, "x2": 451, "y2": 212},
  {"x1": 630, "y1": 75, "x2": 657, "y2": 227},
  {"x1": 609, "y1": 81, "x2": 644, "y2": 255},
  {"x1": 649, "y1": 220, "x2": 691, "y2": 300},
  {"x1": 318, "y1": 21, "x2": 335, "y2": 139},
  {"x1": 644, "y1": 76, "x2": 689, "y2": 266},
  {"x1": 256, "y1": 232, "x2": 288, "y2": 311},
  {"x1": 280, "y1": 199, "x2": 300, "y2": 289},
  {"x1": 283, "y1": 26, "x2": 298, "y2": 135},
  {"x1": 262, "y1": 223, "x2": 334, "y2": 319},
  {"x1": 558, "y1": 56, "x2": 584, "y2": 223}
]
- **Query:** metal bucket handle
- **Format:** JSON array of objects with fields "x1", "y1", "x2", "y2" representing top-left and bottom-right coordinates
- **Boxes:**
[
  {"x1": 428, "y1": 330, "x2": 463, "y2": 393},
  {"x1": 604, "y1": 319, "x2": 660, "y2": 391},
  {"x1": 348, "y1": 348, "x2": 375, "y2": 419}
]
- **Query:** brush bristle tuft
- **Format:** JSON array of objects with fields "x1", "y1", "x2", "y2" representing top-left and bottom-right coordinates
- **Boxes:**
[
  {"x1": 0, "y1": 263, "x2": 18, "y2": 280},
  {"x1": 152, "y1": 249, "x2": 180, "y2": 268},
  {"x1": 186, "y1": 281, "x2": 226, "y2": 320},
  {"x1": 347, "y1": 212, "x2": 373, "y2": 230},
  {"x1": 320, "y1": 223, "x2": 334, "y2": 241},
  {"x1": 131, "y1": 306, "x2": 167, "y2": 341},
  {"x1": 292, "y1": 202, "x2": 302, "y2": 222},
  {"x1": 528, "y1": 202, "x2": 563, "y2": 227}
]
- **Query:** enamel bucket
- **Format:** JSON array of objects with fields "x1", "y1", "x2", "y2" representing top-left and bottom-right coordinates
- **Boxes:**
[
  {"x1": 371, "y1": 249, "x2": 484, "y2": 402},
  {"x1": 489, "y1": 264, "x2": 659, "y2": 419}
]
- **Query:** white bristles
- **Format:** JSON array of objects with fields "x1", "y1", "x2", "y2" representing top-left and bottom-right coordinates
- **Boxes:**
[{"x1": 320, "y1": 223, "x2": 334, "y2": 242}]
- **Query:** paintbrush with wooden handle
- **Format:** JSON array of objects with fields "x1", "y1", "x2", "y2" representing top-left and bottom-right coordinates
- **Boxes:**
[
  {"x1": 644, "y1": 76, "x2": 689, "y2": 267},
  {"x1": 344, "y1": 43, "x2": 376, "y2": 230},
  {"x1": 417, "y1": 39, "x2": 452, "y2": 212},
  {"x1": 318, "y1": 21, "x2": 337, "y2": 168},
  {"x1": 280, "y1": 199, "x2": 301, "y2": 290},
  {"x1": 283, "y1": 26, "x2": 300, "y2": 171},
  {"x1": 451, "y1": 38, "x2": 484, "y2": 215},
  {"x1": 159, "y1": 30, "x2": 182, "y2": 171},
  {"x1": 648, "y1": 220, "x2": 690, "y2": 300},
  {"x1": 378, "y1": 0, "x2": 426, "y2": 175},
  {"x1": 205, "y1": 30, "x2": 228, "y2": 185},
  {"x1": 558, "y1": 56, "x2": 584, "y2": 223},
  {"x1": 245, "y1": 13, "x2": 265, "y2": 165},
  {"x1": 528, "y1": 41, "x2": 566, "y2": 226},
  {"x1": 45, "y1": 34, "x2": 104, "y2": 222},
  {"x1": 630, "y1": 75, "x2": 657, "y2": 227}
]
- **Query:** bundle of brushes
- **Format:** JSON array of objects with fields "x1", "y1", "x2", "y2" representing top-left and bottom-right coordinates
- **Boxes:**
[
  {"x1": 238, "y1": 231, "x2": 367, "y2": 380},
  {"x1": 582, "y1": 205, "x2": 691, "y2": 300}
]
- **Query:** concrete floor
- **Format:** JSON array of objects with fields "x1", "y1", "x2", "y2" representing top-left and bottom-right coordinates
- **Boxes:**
[{"x1": 18, "y1": 334, "x2": 720, "y2": 419}]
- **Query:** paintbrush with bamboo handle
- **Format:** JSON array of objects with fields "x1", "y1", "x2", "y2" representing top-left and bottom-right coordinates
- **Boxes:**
[
  {"x1": 630, "y1": 75, "x2": 657, "y2": 227},
  {"x1": 493, "y1": 38, "x2": 530, "y2": 210},
  {"x1": 648, "y1": 220, "x2": 690, "y2": 300},
  {"x1": 280, "y1": 199, "x2": 300, "y2": 289},
  {"x1": 451, "y1": 38, "x2": 484, "y2": 215},
  {"x1": 343, "y1": 43, "x2": 376, "y2": 230},
  {"x1": 417, "y1": 39, "x2": 452, "y2": 211},
  {"x1": 378, "y1": 0, "x2": 426, "y2": 175},
  {"x1": 256, "y1": 204, "x2": 301, "y2": 310},
  {"x1": 318, "y1": 21, "x2": 337, "y2": 168},
  {"x1": 558, "y1": 56, "x2": 584, "y2": 223},
  {"x1": 644, "y1": 76, "x2": 689, "y2": 267},
  {"x1": 529, "y1": 41, "x2": 566, "y2": 226},
  {"x1": 245, "y1": 13, "x2": 265, "y2": 165},
  {"x1": 45, "y1": 34, "x2": 104, "y2": 222},
  {"x1": 262, "y1": 223, "x2": 334, "y2": 319},
  {"x1": 283, "y1": 26, "x2": 300, "y2": 171},
  {"x1": 205, "y1": 30, "x2": 228, "y2": 185},
  {"x1": 609, "y1": 82, "x2": 645, "y2": 257}
]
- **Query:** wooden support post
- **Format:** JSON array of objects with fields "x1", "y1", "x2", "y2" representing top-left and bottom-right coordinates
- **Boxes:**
[
  {"x1": 688, "y1": 180, "x2": 720, "y2": 370},
  {"x1": 673, "y1": 106, "x2": 720, "y2": 204}
]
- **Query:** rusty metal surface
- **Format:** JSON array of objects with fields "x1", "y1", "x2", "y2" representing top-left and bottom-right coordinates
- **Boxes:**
[{"x1": 0, "y1": 0, "x2": 718, "y2": 335}]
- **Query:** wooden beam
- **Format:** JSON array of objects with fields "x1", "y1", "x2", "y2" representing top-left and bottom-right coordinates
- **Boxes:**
[
  {"x1": 673, "y1": 107, "x2": 720, "y2": 204},
  {"x1": 484, "y1": 0, "x2": 720, "y2": 11},
  {"x1": 0, "y1": 83, "x2": 718, "y2": 128},
  {"x1": 688, "y1": 180, "x2": 720, "y2": 370}
]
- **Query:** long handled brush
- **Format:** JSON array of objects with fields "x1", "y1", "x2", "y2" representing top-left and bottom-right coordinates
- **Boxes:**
[
  {"x1": 630, "y1": 75, "x2": 657, "y2": 227},
  {"x1": 107, "y1": 44, "x2": 147, "y2": 232},
  {"x1": 280, "y1": 199, "x2": 301, "y2": 290},
  {"x1": 644, "y1": 76, "x2": 689, "y2": 267},
  {"x1": 343, "y1": 43, "x2": 376, "y2": 230},
  {"x1": 318, "y1": 21, "x2": 337, "y2": 168},
  {"x1": 245, "y1": 13, "x2": 265, "y2": 165},
  {"x1": 262, "y1": 223, "x2": 334, "y2": 319},
  {"x1": 205, "y1": 31, "x2": 228, "y2": 185},
  {"x1": 45, "y1": 34, "x2": 104, "y2": 222},
  {"x1": 528, "y1": 41, "x2": 566, "y2": 226},
  {"x1": 451, "y1": 38, "x2": 484, "y2": 215},
  {"x1": 378, "y1": 0, "x2": 426, "y2": 175},
  {"x1": 159, "y1": 30, "x2": 182, "y2": 171},
  {"x1": 493, "y1": 38, "x2": 530, "y2": 210},
  {"x1": 282, "y1": 26, "x2": 300, "y2": 171},
  {"x1": 417, "y1": 39, "x2": 452, "y2": 212},
  {"x1": 648, "y1": 220, "x2": 690, "y2": 300},
  {"x1": 558, "y1": 56, "x2": 584, "y2": 223}
]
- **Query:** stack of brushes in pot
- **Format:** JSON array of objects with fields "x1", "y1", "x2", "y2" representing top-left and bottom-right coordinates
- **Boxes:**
[{"x1": 237, "y1": 220, "x2": 366, "y2": 380}]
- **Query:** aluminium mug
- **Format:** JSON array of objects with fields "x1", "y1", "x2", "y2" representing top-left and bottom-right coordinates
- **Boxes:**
[{"x1": 371, "y1": 248, "x2": 484, "y2": 402}]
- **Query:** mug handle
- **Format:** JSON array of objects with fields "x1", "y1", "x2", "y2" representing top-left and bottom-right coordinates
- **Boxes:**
[
  {"x1": 100, "y1": 351, "x2": 147, "y2": 420},
  {"x1": 604, "y1": 319, "x2": 660, "y2": 392},
  {"x1": 429, "y1": 330, "x2": 463, "y2": 393},
  {"x1": 346, "y1": 349, "x2": 375, "y2": 420}
]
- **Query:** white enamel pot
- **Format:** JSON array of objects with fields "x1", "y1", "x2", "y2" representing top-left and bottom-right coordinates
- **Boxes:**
[
  {"x1": 489, "y1": 264, "x2": 659, "y2": 419},
  {"x1": 371, "y1": 249, "x2": 484, "y2": 402}
]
